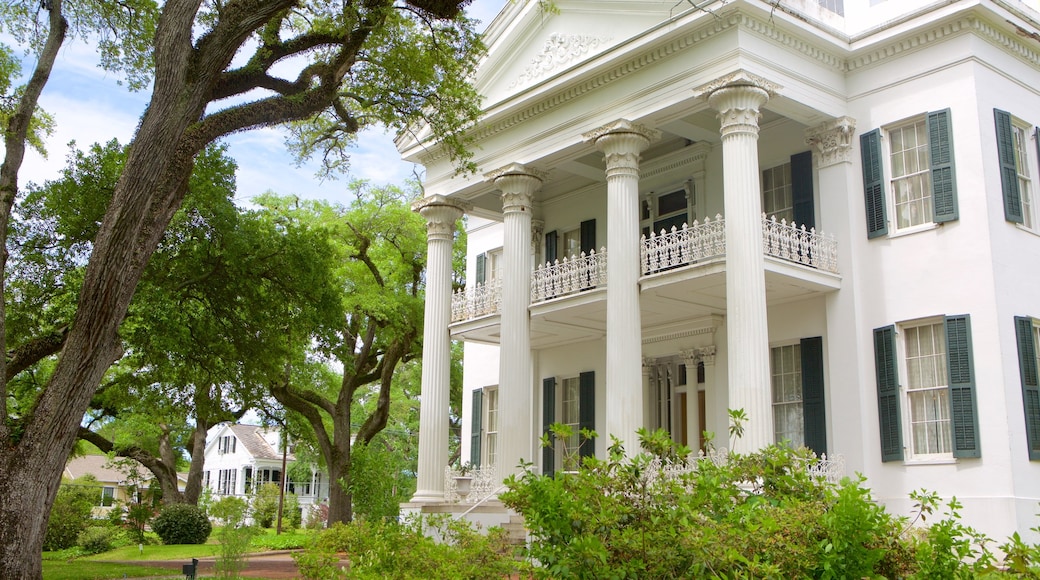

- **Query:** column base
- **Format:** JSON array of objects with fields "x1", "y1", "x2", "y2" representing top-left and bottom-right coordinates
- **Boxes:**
[{"x1": 409, "y1": 490, "x2": 446, "y2": 504}]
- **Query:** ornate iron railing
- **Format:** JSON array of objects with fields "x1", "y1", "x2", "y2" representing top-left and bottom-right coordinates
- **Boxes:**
[
  {"x1": 761, "y1": 215, "x2": 839, "y2": 273},
  {"x1": 641, "y1": 214, "x2": 726, "y2": 274},
  {"x1": 450, "y1": 280, "x2": 502, "y2": 322},
  {"x1": 444, "y1": 465, "x2": 498, "y2": 504},
  {"x1": 530, "y1": 248, "x2": 607, "y2": 303}
]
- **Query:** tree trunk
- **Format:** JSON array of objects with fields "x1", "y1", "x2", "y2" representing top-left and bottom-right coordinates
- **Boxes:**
[{"x1": 326, "y1": 438, "x2": 352, "y2": 525}]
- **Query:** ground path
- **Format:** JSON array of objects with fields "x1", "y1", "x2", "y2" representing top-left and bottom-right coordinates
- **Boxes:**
[{"x1": 117, "y1": 549, "x2": 348, "y2": 579}]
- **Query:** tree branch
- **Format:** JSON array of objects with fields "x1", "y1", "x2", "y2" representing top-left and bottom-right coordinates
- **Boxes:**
[{"x1": 5, "y1": 326, "x2": 69, "y2": 382}]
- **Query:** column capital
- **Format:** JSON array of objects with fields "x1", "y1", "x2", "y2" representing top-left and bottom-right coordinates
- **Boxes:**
[
  {"x1": 412, "y1": 195, "x2": 470, "y2": 241},
  {"x1": 680, "y1": 349, "x2": 699, "y2": 366},
  {"x1": 485, "y1": 163, "x2": 546, "y2": 214},
  {"x1": 697, "y1": 345, "x2": 716, "y2": 366},
  {"x1": 805, "y1": 116, "x2": 857, "y2": 168},
  {"x1": 692, "y1": 69, "x2": 781, "y2": 100}
]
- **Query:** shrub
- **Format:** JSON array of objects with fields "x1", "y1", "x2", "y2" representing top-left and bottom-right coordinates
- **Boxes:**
[
  {"x1": 77, "y1": 525, "x2": 116, "y2": 555},
  {"x1": 210, "y1": 496, "x2": 257, "y2": 580},
  {"x1": 349, "y1": 439, "x2": 415, "y2": 521},
  {"x1": 501, "y1": 427, "x2": 915, "y2": 579},
  {"x1": 294, "y1": 516, "x2": 522, "y2": 580},
  {"x1": 45, "y1": 478, "x2": 100, "y2": 551},
  {"x1": 305, "y1": 502, "x2": 329, "y2": 530},
  {"x1": 251, "y1": 483, "x2": 280, "y2": 528},
  {"x1": 152, "y1": 503, "x2": 212, "y2": 545},
  {"x1": 282, "y1": 493, "x2": 302, "y2": 530}
]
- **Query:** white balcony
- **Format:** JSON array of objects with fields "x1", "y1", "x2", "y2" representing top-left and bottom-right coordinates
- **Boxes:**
[
  {"x1": 450, "y1": 279, "x2": 501, "y2": 323},
  {"x1": 531, "y1": 248, "x2": 608, "y2": 303}
]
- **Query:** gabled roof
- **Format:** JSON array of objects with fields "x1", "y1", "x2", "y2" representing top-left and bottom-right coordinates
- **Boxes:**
[
  {"x1": 227, "y1": 424, "x2": 293, "y2": 462},
  {"x1": 64, "y1": 455, "x2": 146, "y2": 485}
]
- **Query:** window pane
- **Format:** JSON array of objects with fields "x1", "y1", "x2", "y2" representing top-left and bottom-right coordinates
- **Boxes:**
[{"x1": 658, "y1": 190, "x2": 687, "y2": 215}]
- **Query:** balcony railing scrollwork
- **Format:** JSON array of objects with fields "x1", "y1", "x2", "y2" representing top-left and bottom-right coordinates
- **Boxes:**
[
  {"x1": 641, "y1": 214, "x2": 726, "y2": 275},
  {"x1": 531, "y1": 248, "x2": 608, "y2": 303},
  {"x1": 450, "y1": 279, "x2": 502, "y2": 322},
  {"x1": 762, "y1": 215, "x2": 838, "y2": 273}
]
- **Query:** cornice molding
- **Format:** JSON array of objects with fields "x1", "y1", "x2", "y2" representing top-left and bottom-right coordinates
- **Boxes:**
[{"x1": 509, "y1": 33, "x2": 614, "y2": 89}]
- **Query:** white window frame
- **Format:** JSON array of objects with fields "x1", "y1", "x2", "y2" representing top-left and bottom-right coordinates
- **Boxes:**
[
  {"x1": 885, "y1": 117, "x2": 934, "y2": 235},
  {"x1": 483, "y1": 387, "x2": 499, "y2": 468},
  {"x1": 770, "y1": 342, "x2": 804, "y2": 448},
  {"x1": 1011, "y1": 118, "x2": 1037, "y2": 232},
  {"x1": 641, "y1": 182, "x2": 693, "y2": 237},
  {"x1": 559, "y1": 376, "x2": 582, "y2": 471},
  {"x1": 486, "y1": 248, "x2": 503, "y2": 282},
  {"x1": 100, "y1": 486, "x2": 115, "y2": 507},
  {"x1": 898, "y1": 318, "x2": 953, "y2": 460},
  {"x1": 762, "y1": 162, "x2": 794, "y2": 224}
]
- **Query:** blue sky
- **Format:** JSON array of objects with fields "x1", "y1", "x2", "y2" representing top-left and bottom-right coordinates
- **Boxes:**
[{"x1": 15, "y1": 0, "x2": 508, "y2": 206}]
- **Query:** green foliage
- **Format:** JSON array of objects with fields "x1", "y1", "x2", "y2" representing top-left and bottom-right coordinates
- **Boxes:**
[
  {"x1": 152, "y1": 503, "x2": 212, "y2": 545},
  {"x1": 349, "y1": 439, "x2": 414, "y2": 521},
  {"x1": 502, "y1": 429, "x2": 914, "y2": 579},
  {"x1": 250, "y1": 483, "x2": 281, "y2": 529},
  {"x1": 908, "y1": 490, "x2": 998, "y2": 578},
  {"x1": 284, "y1": 493, "x2": 303, "y2": 530},
  {"x1": 77, "y1": 525, "x2": 117, "y2": 555},
  {"x1": 293, "y1": 516, "x2": 522, "y2": 580},
  {"x1": 44, "y1": 478, "x2": 99, "y2": 551},
  {"x1": 251, "y1": 529, "x2": 313, "y2": 550},
  {"x1": 210, "y1": 493, "x2": 257, "y2": 577}
]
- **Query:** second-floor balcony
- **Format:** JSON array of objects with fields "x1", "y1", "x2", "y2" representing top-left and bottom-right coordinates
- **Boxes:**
[{"x1": 450, "y1": 214, "x2": 839, "y2": 326}]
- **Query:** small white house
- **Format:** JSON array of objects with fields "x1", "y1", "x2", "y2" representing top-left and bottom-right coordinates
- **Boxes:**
[
  {"x1": 202, "y1": 423, "x2": 328, "y2": 510},
  {"x1": 402, "y1": 0, "x2": 1040, "y2": 543}
]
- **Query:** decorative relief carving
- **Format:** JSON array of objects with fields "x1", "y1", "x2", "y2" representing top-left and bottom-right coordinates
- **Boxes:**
[
  {"x1": 697, "y1": 345, "x2": 717, "y2": 366},
  {"x1": 484, "y1": 162, "x2": 549, "y2": 184},
  {"x1": 582, "y1": 119, "x2": 660, "y2": 145},
  {"x1": 510, "y1": 34, "x2": 613, "y2": 88},
  {"x1": 805, "y1": 116, "x2": 856, "y2": 168},
  {"x1": 412, "y1": 195, "x2": 470, "y2": 240},
  {"x1": 693, "y1": 69, "x2": 781, "y2": 100},
  {"x1": 603, "y1": 151, "x2": 643, "y2": 172},
  {"x1": 680, "y1": 349, "x2": 699, "y2": 366}
]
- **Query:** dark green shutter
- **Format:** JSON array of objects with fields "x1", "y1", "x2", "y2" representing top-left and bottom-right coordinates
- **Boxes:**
[
  {"x1": 470, "y1": 389, "x2": 483, "y2": 467},
  {"x1": 801, "y1": 336, "x2": 826, "y2": 455},
  {"x1": 542, "y1": 377, "x2": 556, "y2": 476},
  {"x1": 1015, "y1": 317, "x2": 1040, "y2": 460},
  {"x1": 791, "y1": 151, "x2": 815, "y2": 230},
  {"x1": 928, "y1": 109, "x2": 958, "y2": 223},
  {"x1": 580, "y1": 219, "x2": 596, "y2": 254},
  {"x1": 475, "y1": 253, "x2": 487, "y2": 284},
  {"x1": 945, "y1": 315, "x2": 980, "y2": 458},
  {"x1": 861, "y1": 130, "x2": 888, "y2": 238},
  {"x1": 579, "y1": 371, "x2": 595, "y2": 458},
  {"x1": 874, "y1": 326, "x2": 903, "y2": 461},
  {"x1": 544, "y1": 230, "x2": 558, "y2": 264},
  {"x1": 995, "y1": 109, "x2": 1023, "y2": 223}
]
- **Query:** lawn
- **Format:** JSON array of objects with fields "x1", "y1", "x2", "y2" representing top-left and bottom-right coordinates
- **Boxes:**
[{"x1": 42, "y1": 560, "x2": 182, "y2": 579}]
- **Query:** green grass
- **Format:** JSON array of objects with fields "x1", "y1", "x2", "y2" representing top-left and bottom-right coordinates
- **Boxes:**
[
  {"x1": 43, "y1": 560, "x2": 179, "y2": 579},
  {"x1": 84, "y1": 542, "x2": 222, "y2": 561},
  {"x1": 250, "y1": 527, "x2": 316, "y2": 550}
]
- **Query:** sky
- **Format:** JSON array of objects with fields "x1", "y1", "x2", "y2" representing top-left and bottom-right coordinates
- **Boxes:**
[{"x1": 14, "y1": 0, "x2": 509, "y2": 207}]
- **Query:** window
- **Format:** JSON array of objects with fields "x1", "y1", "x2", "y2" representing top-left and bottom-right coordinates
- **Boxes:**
[
  {"x1": 995, "y1": 109, "x2": 1038, "y2": 229},
  {"x1": 771, "y1": 344, "x2": 803, "y2": 447},
  {"x1": 544, "y1": 219, "x2": 595, "y2": 263},
  {"x1": 541, "y1": 372, "x2": 595, "y2": 476},
  {"x1": 641, "y1": 187, "x2": 691, "y2": 238},
  {"x1": 861, "y1": 110, "x2": 958, "y2": 238},
  {"x1": 873, "y1": 316, "x2": 979, "y2": 462},
  {"x1": 768, "y1": 337, "x2": 826, "y2": 453},
  {"x1": 888, "y1": 120, "x2": 933, "y2": 230},
  {"x1": 218, "y1": 435, "x2": 236, "y2": 455},
  {"x1": 1014, "y1": 317, "x2": 1040, "y2": 460},
  {"x1": 469, "y1": 386, "x2": 498, "y2": 468},
  {"x1": 903, "y1": 322, "x2": 952, "y2": 457},
  {"x1": 762, "y1": 163, "x2": 794, "y2": 223},
  {"x1": 474, "y1": 248, "x2": 503, "y2": 284},
  {"x1": 101, "y1": 486, "x2": 115, "y2": 507},
  {"x1": 217, "y1": 468, "x2": 237, "y2": 495}
]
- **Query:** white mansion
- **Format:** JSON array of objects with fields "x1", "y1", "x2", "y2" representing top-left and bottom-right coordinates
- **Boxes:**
[{"x1": 400, "y1": 0, "x2": 1040, "y2": 540}]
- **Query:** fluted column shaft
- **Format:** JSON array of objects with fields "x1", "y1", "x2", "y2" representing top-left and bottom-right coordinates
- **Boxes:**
[
  {"x1": 585, "y1": 120, "x2": 659, "y2": 456},
  {"x1": 681, "y1": 351, "x2": 701, "y2": 451},
  {"x1": 411, "y1": 196, "x2": 467, "y2": 503},
  {"x1": 487, "y1": 164, "x2": 544, "y2": 482},
  {"x1": 708, "y1": 85, "x2": 772, "y2": 453}
]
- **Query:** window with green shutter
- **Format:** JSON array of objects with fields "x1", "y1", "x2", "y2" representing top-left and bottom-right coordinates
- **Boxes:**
[
  {"x1": 861, "y1": 110, "x2": 959, "y2": 238},
  {"x1": 995, "y1": 109, "x2": 1023, "y2": 223},
  {"x1": 470, "y1": 388, "x2": 483, "y2": 467},
  {"x1": 873, "y1": 326, "x2": 903, "y2": 462},
  {"x1": 944, "y1": 315, "x2": 979, "y2": 458},
  {"x1": 994, "y1": 110, "x2": 1038, "y2": 229},
  {"x1": 1015, "y1": 317, "x2": 1040, "y2": 460},
  {"x1": 542, "y1": 377, "x2": 556, "y2": 476},
  {"x1": 801, "y1": 337, "x2": 827, "y2": 455}
]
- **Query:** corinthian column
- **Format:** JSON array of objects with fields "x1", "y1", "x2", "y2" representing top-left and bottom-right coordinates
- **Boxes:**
[
  {"x1": 485, "y1": 163, "x2": 545, "y2": 482},
  {"x1": 696, "y1": 71, "x2": 779, "y2": 453},
  {"x1": 584, "y1": 119, "x2": 660, "y2": 456},
  {"x1": 411, "y1": 195, "x2": 469, "y2": 503}
]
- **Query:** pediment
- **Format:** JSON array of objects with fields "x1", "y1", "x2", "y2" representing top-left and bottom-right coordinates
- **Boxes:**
[{"x1": 476, "y1": 0, "x2": 678, "y2": 106}]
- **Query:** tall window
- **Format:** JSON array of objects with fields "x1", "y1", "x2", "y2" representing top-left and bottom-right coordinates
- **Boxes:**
[
  {"x1": 1012, "y1": 123, "x2": 1035, "y2": 230},
  {"x1": 903, "y1": 321, "x2": 951, "y2": 457},
  {"x1": 217, "y1": 469, "x2": 237, "y2": 495},
  {"x1": 561, "y1": 228, "x2": 581, "y2": 258},
  {"x1": 560, "y1": 377, "x2": 581, "y2": 470},
  {"x1": 771, "y1": 344, "x2": 803, "y2": 447},
  {"x1": 889, "y1": 119, "x2": 932, "y2": 230},
  {"x1": 101, "y1": 486, "x2": 115, "y2": 507},
  {"x1": 484, "y1": 387, "x2": 499, "y2": 468},
  {"x1": 218, "y1": 435, "x2": 236, "y2": 455},
  {"x1": 762, "y1": 163, "x2": 794, "y2": 223}
]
